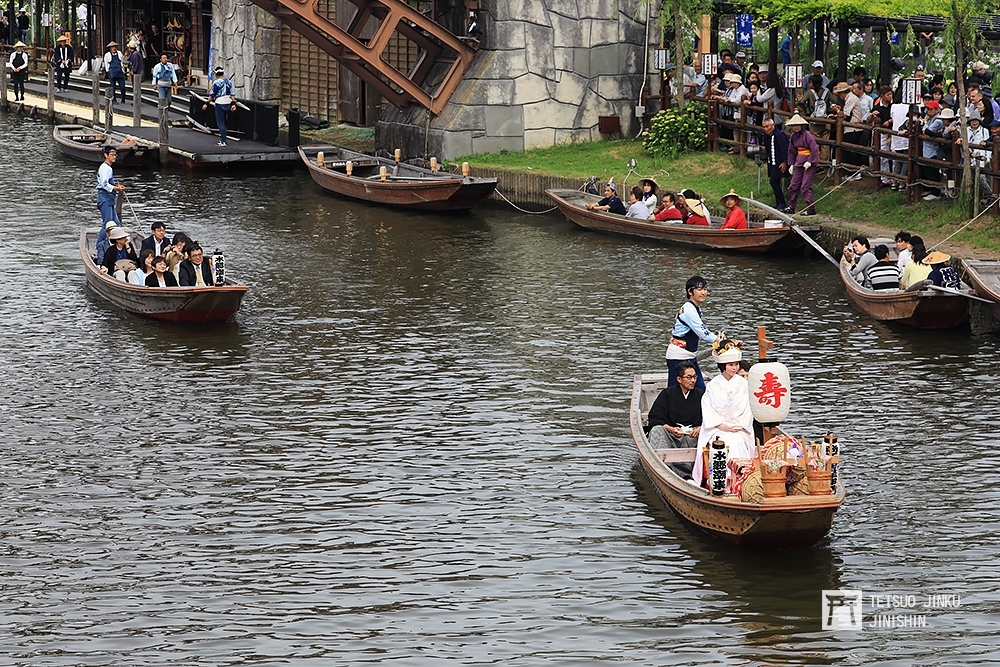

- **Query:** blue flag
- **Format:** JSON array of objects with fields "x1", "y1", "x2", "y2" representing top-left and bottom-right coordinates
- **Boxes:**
[{"x1": 736, "y1": 14, "x2": 753, "y2": 48}]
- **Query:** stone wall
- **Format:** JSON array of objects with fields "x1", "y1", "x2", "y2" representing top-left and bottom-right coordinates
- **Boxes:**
[
  {"x1": 211, "y1": 0, "x2": 282, "y2": 104},
  {"x1": 377, "y1": 0, "x2": 659, "y2": 159}
]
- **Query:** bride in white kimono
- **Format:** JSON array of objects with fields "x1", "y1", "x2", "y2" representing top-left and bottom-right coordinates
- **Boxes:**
[{"x1": 691, "y1": 340, "x2": 755, "y2": 487}]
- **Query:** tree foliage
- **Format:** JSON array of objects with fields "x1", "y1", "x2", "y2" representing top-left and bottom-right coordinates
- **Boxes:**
[{"x1": 739, "y1": 0, "x2": 945, "y2": 24}]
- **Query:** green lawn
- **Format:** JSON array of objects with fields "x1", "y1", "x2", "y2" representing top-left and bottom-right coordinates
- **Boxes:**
[{"x1": 460, "y1": 140, "x2": 1000, "y2": 254}]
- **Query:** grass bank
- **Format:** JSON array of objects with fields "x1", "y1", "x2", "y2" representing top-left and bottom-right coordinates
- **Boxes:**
[{"x1": 460, "y1": 140, "x2": 1000, "y2": 257}]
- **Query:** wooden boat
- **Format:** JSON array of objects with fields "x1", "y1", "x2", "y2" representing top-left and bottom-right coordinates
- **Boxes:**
[
  {"x1": 839, "y1": 260, "x2": 971, "y2": 329},
  {"x1": 298, "y1": 145, "x2": 498, "y2": 211},
  {"x1": 961, "y1": 259, "x2": 1000, "y2": 321},
  {"x1": 630, "y1": 372, "x2": 845, "y2": 549},
  {"x1": 54, "y1": 124, "x2": 157, "y2": 167},
  {"x1": 544, "y1": 189, "x2": 819, "y2": 253},
  {"x1": 80, "y1": 228, "x2": 247, "y2": 323}
]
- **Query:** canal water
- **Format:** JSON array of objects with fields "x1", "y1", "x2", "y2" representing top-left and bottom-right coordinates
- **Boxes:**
[{"x1": 2, "y1": 114, "x2": 999, "y2": 665}]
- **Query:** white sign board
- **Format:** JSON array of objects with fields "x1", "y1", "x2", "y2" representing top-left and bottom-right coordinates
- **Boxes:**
[
  {"x1": 785, "y1": 65, "x2": 803, "y2": 88},
  {"x1": 653, "y1": 49, "x2": 668, "y2": 71},
  {"x1": 901, "y1": 78, "x2": 922, "y2": 105},
  {"x1": 702, "y1": 53, "x2": 720, "y2": 75}
]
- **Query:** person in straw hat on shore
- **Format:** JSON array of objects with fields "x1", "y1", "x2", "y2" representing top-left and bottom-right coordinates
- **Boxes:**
[
  {"x1": 103, "y1": 40, "x2": 126, "y2": 104},
  {"x1": 784, "y1": 113, "x2": 819, "y2": 215},
  {"x1": 719, "y1": 189, "x2": 748, "y2": 229},
  {"x1": 53, "y1": 34, "x2": 74, "y2": 92},
  {"x1": 691, "y1": 337, "x2": 754, "y2": 489},
  {"x1": 7, "y1": 41, "x2": 29, "y2": 101}
]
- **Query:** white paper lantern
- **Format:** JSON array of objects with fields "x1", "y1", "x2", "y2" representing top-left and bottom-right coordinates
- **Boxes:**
[{"x1": 747, "y1": 361, "x2": 791, "y2": 424}]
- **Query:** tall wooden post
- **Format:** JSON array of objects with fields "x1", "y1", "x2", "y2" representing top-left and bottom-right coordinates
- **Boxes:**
[
  {"x1": 0, "y1": 64, "x2": 7, "y2": 111},
  {"x1": 132, "y1": 73, "x2": 143, "y2": 127},
  {"x1": 92, "y1": 71, "x2": 101, "y2": 127},
  {"x1": 105, "y1": 89, "x2": 114, "y2": 130},
  {"x1": 47, "y1": 68, "x2": 55, "y2": 119},
  {"x1": 158, "y1": 99, "x2": 170, "y2": 163}
]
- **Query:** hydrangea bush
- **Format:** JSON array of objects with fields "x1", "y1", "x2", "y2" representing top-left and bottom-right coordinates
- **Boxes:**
[{"x1": 644, "y1": 103, "x2": 708, "y2": 158}]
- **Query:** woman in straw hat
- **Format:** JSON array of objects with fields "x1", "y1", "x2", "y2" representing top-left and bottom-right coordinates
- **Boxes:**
[
  {"x1": 678, "y1": 189, "x2": 709, "y2": 226},
  {"x1": 719, "y1": 190, "x2": 748, "y2": 229},
  {"x1": 784, "y1": 113, "x2": 818, "y2": 215},
  {"x1": 691, "y1": 337, "x2": 754, "y2": 489},
  {"x1": 7, "y1": 41, "x2": 29, "y2": 101},
  {"x1": 925, "y1": 251, "x2": 962, "y2": 289}
]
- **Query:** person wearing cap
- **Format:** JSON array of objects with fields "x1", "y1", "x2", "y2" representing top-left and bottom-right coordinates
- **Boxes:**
[
  {"x1": 7, "y1": 40, "x2": 29, "y2": 101},
  {"x1": 103, "y1": 41, "x2": 126, "y2": 104},
  {"x1": 126, "y1": 42, "x2": 145, "y2": 92},
  {"x1": 714, "y1": 72, "x2": 749, "y2": 150},
  {"x1": 811, "y1": 60, "x2": 829, "y2": 87},
  {"x1": 100, "y1": 227, "x2": 140, "y2": 281},
  {"x1": 678, "y1": 189, "x2": 710, "y2": 225},
  {"x1": 16, "y1": 8, "x2": 29, "y2": 44},
  {"x1": 831, "y1": 81, "x2": 864, "y2": 165},
  {"x1": 867, "y1": 245, "x2": 901, "y2": 291},
  {"x1": 665, "y1": 275, "x2": 718, "y2": 392},
  {"x1": 734, "y1": 51, "x2": 747, "y2": 79},
  {"x1": 95, "y1": 221, "x2": 117, "y2": 265},
  {"x1": 784, "y1": 114, "x2": 818, "y2": 215},
  {"x1": 719, "y1": 190, "x2": 747, "y2": 229},
  {"x1": 798, "y1": 74, "x2": 831, "y2": 162},
  {"x1": 204, "y1": 66, "x2": 237, "y2": 146},
  {"x1": 691, "y1": 337, "x2": 754, "y2": 489},
  {"x1": 53, "y1": 35, "x2": 73, "y2": 92},
  {"x1": 585, "y1": 183, "x2": 626, "y2": 214},
  {"x1": 646, "y1": 359, "x2": 703, "y2": 477},
  {"x1": 958, "y1": 108, "x2": 990, "y2": 168},
  {"x1": 920, "y1": 100, "x2": 946, "y2": 200},
  {"x1": 761, "y1": 117, "x2": 789, "y2": 211},
  {"x1": 151, "y1": 53, "x2": 178, "y2": 106},
  {"x1": 96, "y1": 145, "x2": 126, "y2": 229},
  {"x1": 716, "y1": 50, "x2": 739, "y2": 86},
  {"x1": 925, "y1": 251, "x2": 962, "y2": 289}
]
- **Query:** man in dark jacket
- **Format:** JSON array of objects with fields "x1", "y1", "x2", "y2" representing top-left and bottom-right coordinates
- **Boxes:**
[
  {"x1": 141, "y1": 221, "x2": 171, "y2": 257},
  {"x1": 646, "y1": 361, "x2": 704, "y2": 478},
  {"x1": 761, "y1": 118, "x2": 789, "y2": 211},
  {"x1": 178, "y1": 245, "x2": 215, "y2": 286}
]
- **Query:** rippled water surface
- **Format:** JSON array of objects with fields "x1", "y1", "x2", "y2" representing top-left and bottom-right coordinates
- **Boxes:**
[{"x1": 2, "y1": 114, "x2": 1000, "y2": 665}]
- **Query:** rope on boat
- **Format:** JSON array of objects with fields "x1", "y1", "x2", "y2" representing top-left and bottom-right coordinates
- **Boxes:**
[
  {"x1": 493, "y1": 187, "x2": 558, "y2": 215},
  {"x1": 789, "y1": 166, "x2": 865, "y2": 215},
  {"x1": 927, "y1": 197, "x2": 1000, "y2": 251}
]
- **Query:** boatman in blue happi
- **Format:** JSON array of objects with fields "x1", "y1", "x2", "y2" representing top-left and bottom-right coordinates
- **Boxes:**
[
  {"x1": 665, "y1": 276, "x2": 718, "y2": 392},
  {"x1": 96, "y1": 146, "x2": 126, "y2": 231},
  {"x1": 204, "y1": 66, "x2": 237, "y2": 146}
]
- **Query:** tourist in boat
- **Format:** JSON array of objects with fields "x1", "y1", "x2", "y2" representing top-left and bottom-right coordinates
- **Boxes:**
[
  {"x1": 96, "y1": 221, "x2": 118, "y2": 265},
  {"x1": 691, "y1": 338, "x2": 755, "y2": 489},
  {"x1": 639, "y1": 179, "x2": 658, "y2": 210},
  {"x1": 96, "y1": 146, "x2": 126, "y2": 229},
  {"x1": 895, "y1": 231, "x2": 913, "y2": 271},
  {"x1": 784, "y1": 114, "x2": 818, "y2": 215},
  {"x1": 900, "y1": 240, "x2": 932, "y2": 289},
  {"x1": 178, "y1": 244, "x2": 215, "y2": 286},
  {"x1": 925, "y1": 251, "x2": 962, "y2": 289},
  {"x1": 841, "y1": 235, "x2": 877, "y2": 288},
  {"x1": 678, "y1": 189, "x2": 710, "y2": 226},
  {"x1": 625, "y1": 186, "x2": 651, "y2": 219},
  {"x1": 141, "y1": 221, "x2": 171, "y2": 257},
  {"x1": 145, "y1": 255, "x2": 179, "y2": 287},
  {"x1": 650, "y1": 190, "x2": 683, "y2": 222},
  {"x1": 100, "y1": 227, "x2": 140, "y2": 281},
  {"x1": 130, "y1": 249, "x2": 156, "y2": 286},
  {"x1": 719, "y1": 190, "x2": 748, "y2": 229},
  {"x1": 7, "y1": 41, "x2": 29, "y2": 101},
  {"x1": 165, "y1": 233, "x2": 191, "y2": 278},
  {"x1": 868, "y1": 245, "x2": 902, "y2": 290},
  {"x1": 585, "y1": 183, "x2": 626, "y2": 215},
  {"x1": 646, "y1": 361, "x2": 703, "y2": 478},
  {"x1": 665, "y1": 275, "x2": 717, "y2": 391}
]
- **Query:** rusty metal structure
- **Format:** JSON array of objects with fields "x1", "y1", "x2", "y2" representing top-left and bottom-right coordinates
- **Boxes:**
[{"x1": 248, "y1": 0, "x2": 477, "y2": 115}]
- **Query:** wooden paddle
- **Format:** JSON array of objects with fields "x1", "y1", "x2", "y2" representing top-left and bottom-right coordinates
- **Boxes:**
[
  {"x1": 185, "y1": 114, "x2": 241, "y2": 142},
  {"x1": 191, "y1": 90, "x2": 251, "y2": 111},
  {"x1": 741, "y1": 196, "x2": 840, "y2": 267}
]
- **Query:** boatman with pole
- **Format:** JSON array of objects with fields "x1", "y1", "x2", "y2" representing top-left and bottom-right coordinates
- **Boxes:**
[
  {"x1": 96, "y1": 146, "x2": 126, "y2": 246},
  {"x1": 204, "y1": 66, "x2": 236, "y2": 147}
]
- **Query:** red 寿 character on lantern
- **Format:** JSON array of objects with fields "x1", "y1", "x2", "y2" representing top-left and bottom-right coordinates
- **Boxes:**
[{"x1": 753, "y1": 372, "x2": 788, "y2": 408}]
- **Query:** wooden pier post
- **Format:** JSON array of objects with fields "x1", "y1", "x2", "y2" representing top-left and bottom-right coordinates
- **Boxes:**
[
  {"x1": 47, "y1": 68, "x2": 55, "y2": 120},
  {"x1": 1, "y1": 62, "x2": 8, "y2": 111},
  {"x1": 105, "y1": 85, "x2": 114, "y2": 130},
  {"x1": 92, "y1": 71, "x2": 101, "y2": 127},
  {"x1": 132, "y1": 73, "x2": 142, "y2": 127},
  {"x1": 158, "y1": 99, "x2": 170, "y2": 163}
]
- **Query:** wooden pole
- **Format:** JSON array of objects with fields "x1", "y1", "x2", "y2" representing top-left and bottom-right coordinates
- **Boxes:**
[
  {"x1": 0, "y1": 64, "x2": 7, "y2": 111},
  {"x1": 92, "y1": 70, "x2": 101, "y2": 127},
  {"x1": 158, "y1": 98, "x2": 170, "y2": 163},
  {"x1": 47, "y1": 68, "x2": 55, "y2": 120},
  {"x1": 105, "y1": 89, "x2": 114, "y2": 130},
  {"x1": 132, "y1": 73, "x2": 142, "y2": 127}
]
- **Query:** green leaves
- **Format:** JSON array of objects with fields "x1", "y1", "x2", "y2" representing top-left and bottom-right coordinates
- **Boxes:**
[{"x1": 644, "y1": 104, "x2": 708, "y2": 158}]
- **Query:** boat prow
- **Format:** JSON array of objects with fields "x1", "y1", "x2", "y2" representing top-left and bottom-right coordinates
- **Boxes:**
[
  {"x1": 54, "y1": 124, "x2": 157, "y2": 167},
  {"x1": 839, "y1": 261, "x2": 971, "y2": 328}
]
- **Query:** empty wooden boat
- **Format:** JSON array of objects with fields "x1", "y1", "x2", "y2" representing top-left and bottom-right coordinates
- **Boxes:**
[{"x1": 54, "y1": 124, "x2": 156, "y2": 167}]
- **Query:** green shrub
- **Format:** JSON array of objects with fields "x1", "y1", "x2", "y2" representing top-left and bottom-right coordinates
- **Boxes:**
[{"x1": 644, "y1": 104, "x2": 707, "y2": 158}]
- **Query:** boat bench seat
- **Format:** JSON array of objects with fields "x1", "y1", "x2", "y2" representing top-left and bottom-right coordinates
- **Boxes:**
[{"x1": 656, "y1": 448, "x2": 697, "y2": 463}]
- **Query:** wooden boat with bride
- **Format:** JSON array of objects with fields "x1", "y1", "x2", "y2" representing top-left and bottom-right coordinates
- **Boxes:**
[
  {"x1": 545, "y1": 189, "x2": 819, "y2": 253},
  {"x1": 80, "y1": 227, "x2": 247, "y2": 322},
  {"x1": 298, "y1": 145, "x2": 498, "y2": 211},
  {"x1": 630, "y1": 329, "x2": 845, "y2": 549}
]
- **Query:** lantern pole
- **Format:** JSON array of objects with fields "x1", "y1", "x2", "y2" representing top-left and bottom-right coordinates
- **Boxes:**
[{"x1": 757, "y1": 325, "x2": 773, "y2": 361}]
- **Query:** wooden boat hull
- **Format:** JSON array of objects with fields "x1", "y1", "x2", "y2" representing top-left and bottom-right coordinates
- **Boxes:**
[
  {"x1": 298, "y1": 145, "x2": 497, "y2": 211},
  {"x1": 80, "y1": 228, "x2": 246, "y2": 323},
  {"x1": 962, "y1": 259, "x2": 1000, "y2": 321},
  {"x1": 630, "y1": 373, "x2": 844, "y2": 550},
  {"x1": 545, "y1": 188, "x2": 817, "y2": 253},
  {"x1": 53, "y1": 124, "x2": 156, "y2": 167},
  {"x1": 840, "y1": 263, "x2": 971, "y2": 328}
]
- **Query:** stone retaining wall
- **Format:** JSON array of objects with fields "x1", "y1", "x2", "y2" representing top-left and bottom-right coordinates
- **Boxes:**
[{"x1": 211, "y1": 0, "x2": 281, "y2": 105}]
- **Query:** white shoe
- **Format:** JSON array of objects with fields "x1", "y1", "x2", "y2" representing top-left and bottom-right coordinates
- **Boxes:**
[
  {"x1": 922, "y1": 193, "x2": 940, "y2": 201},
  {"x1": 216, "y1": 141, "x2": 227, "y2": 146}
]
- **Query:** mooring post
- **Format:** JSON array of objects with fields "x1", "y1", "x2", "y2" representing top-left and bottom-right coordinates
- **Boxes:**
[
  {"x1": 132, "y1": 73, "x2": 142, "y2": 127},
  {"x1": 105, "y1": 84, "x2": 114, "y2": 130},
  {"x1": 1, "y1": 62, "x2": 9, "y2": 111},
  {"x1": 92, "y1": 71, "x2": 101, "y2": 127},
  {"x1": 159, "y1": 98, "x2": 170, "y2": 163},
  {"x1": 47, "y1": 67, "x2": 55, "y2": 120}
]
